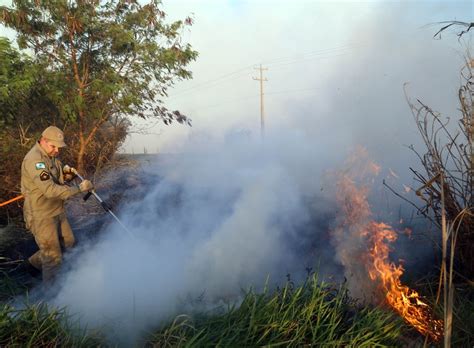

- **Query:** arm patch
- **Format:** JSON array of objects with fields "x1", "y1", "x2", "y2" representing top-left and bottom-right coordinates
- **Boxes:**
[
  {"x1": 35, "y1": 162, "x2": 46, "y2": 170},
  {"x1": 40, "y1": 171, "x2": 50, "y2": 181}
]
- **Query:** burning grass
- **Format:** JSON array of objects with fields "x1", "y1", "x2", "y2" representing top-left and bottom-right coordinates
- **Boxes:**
[
  {"x1": 0, "y1": 138, "x2": 470, "y2": 345},
  {"x1": 332, "y1": 147, "x2": 445, "y2": 342},
  {"x1": 365, "y1": 222, "x2": 443, "y2": 341}
]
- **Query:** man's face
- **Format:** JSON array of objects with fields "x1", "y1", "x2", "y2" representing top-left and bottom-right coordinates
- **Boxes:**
[{"x1": 43, "y1": 140, "x2": 60, "y2": 157}]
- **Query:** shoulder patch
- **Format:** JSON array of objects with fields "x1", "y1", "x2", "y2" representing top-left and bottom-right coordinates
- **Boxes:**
[
  {"x1": 35, "y1": 162, "x2": 46, "y2": 170},
  {"x1": 39, "y1": 171, "x2": 50, "y2": 181}
]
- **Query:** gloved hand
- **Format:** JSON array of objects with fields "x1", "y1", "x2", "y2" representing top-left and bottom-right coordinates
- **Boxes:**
[
  {"x1": 79, "y1": 180, "x2": 94, "y2": 192},
  {"x1": 63, "y1": 165, "x2": 77, "y2": 182}
]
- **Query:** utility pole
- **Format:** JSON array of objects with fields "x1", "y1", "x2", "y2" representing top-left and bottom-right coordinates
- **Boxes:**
[{"x1": 253, "y1": 64, "x2": 268, "y2": 138}]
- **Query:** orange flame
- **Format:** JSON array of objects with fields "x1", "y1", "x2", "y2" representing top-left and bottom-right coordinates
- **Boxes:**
[
  {"x1": 333, "y1": 149, "x2": 443, "y2": 342},
  {"x1": 365, "y1": 222, "x2": 444, "y2": 341}
]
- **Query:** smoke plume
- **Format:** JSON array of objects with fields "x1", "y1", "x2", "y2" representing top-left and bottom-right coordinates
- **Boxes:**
[{"x1": 27, "y1": 125, "x2": 438, "y2": 345}]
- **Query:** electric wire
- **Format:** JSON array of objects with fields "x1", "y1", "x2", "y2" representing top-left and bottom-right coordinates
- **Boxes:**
[
  {"x1": 168, "y1": 65, "x2": 254, "y2": 99},
  {"x1": 167, "y1": 42, "x2": 365, "y2": 99},
  {"x1": 260, "y1": 42, "x2": 368, "y2": 66},
  {"x1": 264, "y1": 52, "x2": 351, "y2": 69},
  {"x1": 180, "y1": 86, "x2": 323, "y2": 113}
]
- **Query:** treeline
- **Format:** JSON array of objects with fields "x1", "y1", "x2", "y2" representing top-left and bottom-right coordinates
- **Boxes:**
[{"x1": 0, "y1": 0, "x2": 197, "y2": 223}]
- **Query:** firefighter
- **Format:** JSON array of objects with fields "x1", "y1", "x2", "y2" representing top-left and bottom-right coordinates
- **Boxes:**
[{"x1": 20, "y1": 126, "x2": 93, "y2": 282}]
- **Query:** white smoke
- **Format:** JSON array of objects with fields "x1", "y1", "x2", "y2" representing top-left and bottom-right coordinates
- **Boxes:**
[
  {"x1": 37, "y1": 113, "x2": 448, "y2": 344},
  {"x1": 48, "y1": 130, "x2": 343, "y2": 343},
  {"x1": 46, "y1": 124, "x2": 449, "y2": 343}
]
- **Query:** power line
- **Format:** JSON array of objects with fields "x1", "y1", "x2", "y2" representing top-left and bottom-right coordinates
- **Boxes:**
[
  {"x1": 264, "y1": 52, "x2": 352, "y2": 69},
  {"x1": 182, "y1": 94, "x2": 258, "y2": 111},
  {"x1": 167, "y1": 42, "x2": 365, "y2": 100},
  {"x1": 261, "y1": 42, "x2": 368, "y2": 66},
  {"x1": 176, "y1": 86, "x2": 323, "y2": 113},
  {"x1": 167, "y1": 65, "x2": 254, "y2": 99},
  {"x1": 265, "y1": 86, "x2": 323, "y2": 96}
]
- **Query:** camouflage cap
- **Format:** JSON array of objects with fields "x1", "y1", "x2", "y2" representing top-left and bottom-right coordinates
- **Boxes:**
[{"x1": 42, "y1": 126, "x2": 66, "y2": 147}]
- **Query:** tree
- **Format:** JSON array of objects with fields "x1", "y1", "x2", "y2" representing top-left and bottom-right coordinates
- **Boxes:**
[
  {"x1": 0, "y1": 37, "x2": 60, "y2": 137},
  {"x1": 0, "y1": 37, "x2": 56, "y2": 223},
  {"x1": 1, "y1": 0, "x2": 197, "y2": 173}
]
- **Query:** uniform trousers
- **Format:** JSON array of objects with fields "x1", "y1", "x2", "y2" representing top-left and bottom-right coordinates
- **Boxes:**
[{"x1": 28, "y1": 213, "x2": 75, "y2": 282}]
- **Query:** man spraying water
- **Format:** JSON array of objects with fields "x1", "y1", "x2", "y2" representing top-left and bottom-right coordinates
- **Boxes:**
[{"x1": 20, "y1": 126, "x2": 93, "y2": 282}]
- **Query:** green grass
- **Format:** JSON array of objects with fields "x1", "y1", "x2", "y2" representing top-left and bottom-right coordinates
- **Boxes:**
[
  {"x1": 0, "y1": 302, "x2": 105, "y2": 347},
  {"x1": 0, "y1": 270, "x2": 105, "y2": 347},
  {"x1": 0, "y1": 268, "x2": 471, "y2": 347},
  {"x1": 148, "y1": 274, "x2": 406, "y2": 347}
]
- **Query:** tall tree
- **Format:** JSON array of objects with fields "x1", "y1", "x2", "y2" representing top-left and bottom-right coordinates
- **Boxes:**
[{"x1": 1, "y1": 0, "x2": 197, "y2": 173}]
